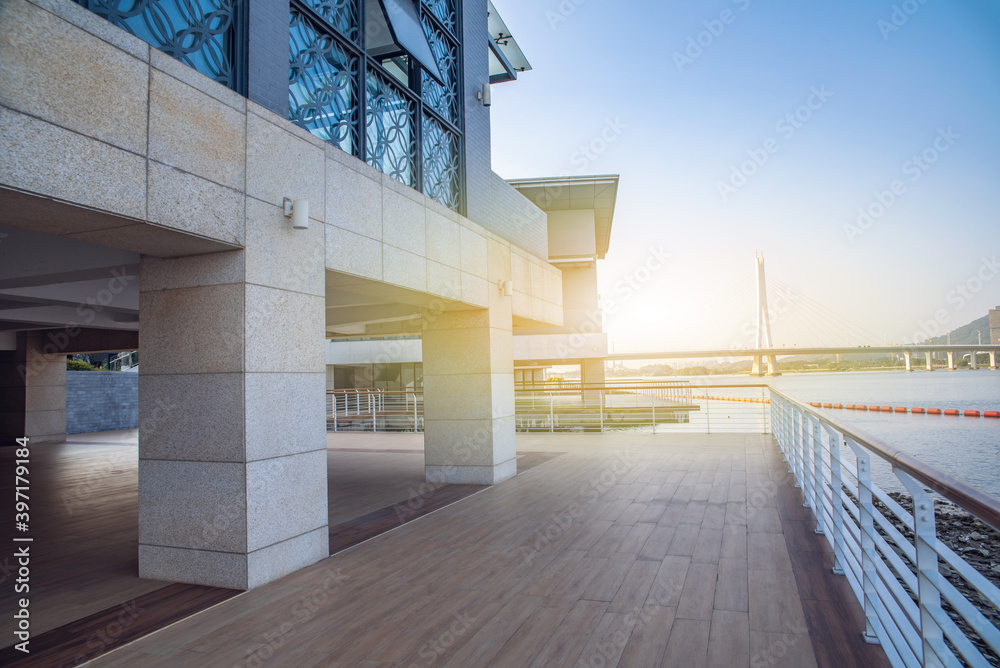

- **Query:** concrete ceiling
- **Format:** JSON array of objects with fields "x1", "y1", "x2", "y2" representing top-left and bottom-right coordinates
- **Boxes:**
[{"x1": 0, "y1": 225, "x2": 139, "y2": 334}]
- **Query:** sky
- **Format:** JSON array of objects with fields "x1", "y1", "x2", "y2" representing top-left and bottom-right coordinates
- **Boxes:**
[{"x1": 489, "y1": 0, "x2": 1000, "y2": 353}]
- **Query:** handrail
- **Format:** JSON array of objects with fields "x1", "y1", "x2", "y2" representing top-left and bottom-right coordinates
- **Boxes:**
[
  {"x1": 770, "y1": 387, "x2": 1000, "y2": 533},
  {"x1": 770, "y1": 390, "x2": 1000, "y2": 667}
]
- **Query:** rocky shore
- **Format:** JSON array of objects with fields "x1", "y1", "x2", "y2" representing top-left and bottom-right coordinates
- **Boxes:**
[{"x1": 883, "y1": 492, "x2": 999, "y2": 665}]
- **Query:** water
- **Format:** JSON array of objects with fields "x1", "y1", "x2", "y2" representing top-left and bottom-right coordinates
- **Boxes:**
[{"x1": 653, "y1": 370, "x2": 1000, "y2": 498}]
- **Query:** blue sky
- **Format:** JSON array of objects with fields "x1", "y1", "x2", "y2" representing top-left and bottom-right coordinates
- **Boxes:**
[{"x1": 489, "y1": 0, "x2": 1000, "y2": 352}]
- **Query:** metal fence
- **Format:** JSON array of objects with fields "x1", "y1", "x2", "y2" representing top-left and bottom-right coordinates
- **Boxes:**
[
  {"x1": 328, "y1": 382, "x2": 771, "y2": 434},
  {"x1": 770, "y1": 389, "x2": 1000, "y2": 668},
  {"x1": 327, "y1": 389, "x2": 422, "y2": 432}
]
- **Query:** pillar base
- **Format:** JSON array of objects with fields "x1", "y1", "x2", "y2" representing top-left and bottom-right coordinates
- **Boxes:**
[{"x1": 426, "y1": 459, "x2": 517, "y2": 485}]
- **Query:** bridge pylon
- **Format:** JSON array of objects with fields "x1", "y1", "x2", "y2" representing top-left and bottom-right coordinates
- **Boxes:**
[{"x1": 750, "y1": 253, "x2": 781, "y2": 376}]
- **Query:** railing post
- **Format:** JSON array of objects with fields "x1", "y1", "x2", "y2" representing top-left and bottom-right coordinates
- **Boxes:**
[
  {"x1": 413, "y1": 391, "x2": 418, "y2": 432},
  {"x1": 811, "y1": 417, "x2": 824, "y2": 532},
  {"x1": 549, "y1": 393, "x2": 554, "y2": 433},
  {"x1": 651, "y1": 397, "x2": 656, "y2": 435},
  {"x1": 822, "y1": 425, "x2": 846, "y2": 575},
  {"x1": 895, "y1": 469, "x2": 947, "y2": 666},
  {"x1": 599, "y1": 391, "x2": 605, "y2": 433},
  {"x1": 705, "y1": 394, "x2": 711, "y2": 434},
  {"x1": 792, "y1": 408, "x2": 803, "y2": 489},
  {"x1": 844, "y1": 438, "x2": 880, "y2": 646}
]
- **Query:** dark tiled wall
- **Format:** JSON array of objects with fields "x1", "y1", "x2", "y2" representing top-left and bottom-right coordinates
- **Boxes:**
[
  {"x1": 248, "y1": 0, "x2": 292, "y2": 118},
  {"x1": 66, "y1": 371, "x2": 138, "y2": 434},
  {"x1": 460, "y1": 0, "x2": 548, "y2": 259}
]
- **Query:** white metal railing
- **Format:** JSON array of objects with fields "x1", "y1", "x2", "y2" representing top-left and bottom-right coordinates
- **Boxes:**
[
  {"x1": 327, "y1": 389, "x2": 422, "y2": 432},
  {"x1": 327, "y1": 383, "x2": 771, "y2": 434},
  {"x1": 514, "y1": 382, "x2": 770, "y2": 434},
  {"x1": 109, "y1": 350, "x2": 138, "y2": 371},
  {"x1": 770, "y1": 389, "x2": 1000, "y2": 668}
]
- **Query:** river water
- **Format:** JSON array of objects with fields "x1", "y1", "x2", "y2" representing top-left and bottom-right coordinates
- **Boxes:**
[{"x1": 653, "y1": 370, "x2": 1000, "y2": 498}]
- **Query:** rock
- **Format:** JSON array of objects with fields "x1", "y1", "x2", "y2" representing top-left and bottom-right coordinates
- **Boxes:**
[
  {"x1": 991, "y1": 565, "x2": 1000, "y2": 576},
  {"x1": 959, "y1": 534, "x2": 971, "y2": 543},
  {"x1": 977, "y1": 548, "x2": 990, "y2": 558},
  {"x1": 970, "y1": 531, "x2": 985, "y2": 541}
]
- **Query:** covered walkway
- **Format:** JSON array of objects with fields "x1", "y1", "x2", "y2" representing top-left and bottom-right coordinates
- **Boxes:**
[{"x1": 2, "y1": 432, "x2": 888, "y2": 667}]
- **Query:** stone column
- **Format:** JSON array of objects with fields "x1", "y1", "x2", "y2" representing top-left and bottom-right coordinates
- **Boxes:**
[
  {"x1": 0, "y1": 332, "x2": 66, "y2": 445},
  {"x1": 421, "y1": 239, "x2": 515, "y2": 485},
  {"x1": 925, "y1": 351, "x2": 933, "y2": 371},
  {"x1": 138, "y1": 236, "x2": 328, "y2": 589},
  {"x1": 946, "y1": 351, "x2": 955, "y2": 370},
  {"x1": 971, "y1": 352, "x2": 978, "y2": 369},
  {"x1": 904, "y1": 351, "x2": 912, "y2": 372}
]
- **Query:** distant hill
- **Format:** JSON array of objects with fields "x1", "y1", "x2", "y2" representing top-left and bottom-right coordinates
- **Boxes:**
[{"x1": 929, "y1": 315, "x2": 989, "y2": 345}]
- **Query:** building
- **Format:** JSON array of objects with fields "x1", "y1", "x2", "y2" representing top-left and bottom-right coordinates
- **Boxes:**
[
  {"x1": 0, "y1": 0, "x2": 564, "y2": 589},
  {"x1": 324, "y1": 174, "x2": 619, "y2": 392},
  {"x1": 991, "y1": 306, "x2": 1000, "y2": 345}
]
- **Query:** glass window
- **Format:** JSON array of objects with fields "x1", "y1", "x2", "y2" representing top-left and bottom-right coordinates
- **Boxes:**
[
  {"x1": 289, "y1": 10, "x2": 360, "y2": 153},
  {"x1": 86, "y1": 0, "x2": 237, "y2": 88},
  {"x1": 365, "y1": 70, "x2": 417, "y2": 187},
  {"x1": 422, "y1": 114, "x2": 460, "y2": 209},
  {"x1": 301, "y1": 0, "x2": 359, "y2": 43},
  {"x1": 421, "y1": 16, "x2": 458, "y2": 125},
  {"x1": 421, "y1": 0, "x2": 456, "y2": 35}
]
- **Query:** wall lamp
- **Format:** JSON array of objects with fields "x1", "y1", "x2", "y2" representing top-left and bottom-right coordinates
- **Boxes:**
[
  {"x1": 283, "y1": 197, "x2": 309, "y2": 229},
  {"x1": 498, "y1": 279, "x2": 513, "y2": 297},
  {"x1": 477, "y1": 83, "x2": 491, "y2": 107}
]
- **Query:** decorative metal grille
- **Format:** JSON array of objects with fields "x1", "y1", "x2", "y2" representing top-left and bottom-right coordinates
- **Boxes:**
[
  {"x1": 365, "y1": 71, "x2": 417, "y2": 187},
  {"x1": 289, "y1": 10, "x2": 360, "y2": 153},
  {"x1": 300, "y1": 0, "x2": 358, "y2": 43},
  {"x1": 420, "y1": 16, "x2": 459, "y2": 126},
  {"x1": 421, "y1": 0, "x2": 456, "y2": 35},
  {"x1": 86, "y1": 0, "x2": 237, "y2": 88},
  {"x1": 422, "y1": 114, "x2": 460, "y2": 210}
]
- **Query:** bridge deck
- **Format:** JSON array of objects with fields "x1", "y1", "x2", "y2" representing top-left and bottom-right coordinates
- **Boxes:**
[{"x1": 3, "y1": 432, "x2": 889, "y2": 667}]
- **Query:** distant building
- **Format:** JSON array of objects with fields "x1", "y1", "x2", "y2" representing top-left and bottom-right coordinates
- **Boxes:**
[{"x1": 991, "y1": 307, "x2": 1000, "y2": 345}]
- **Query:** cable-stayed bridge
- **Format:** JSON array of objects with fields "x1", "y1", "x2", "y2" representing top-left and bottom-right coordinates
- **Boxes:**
[{"x1": 617, "y1": 255, "x2": 1000, "y2": 375}]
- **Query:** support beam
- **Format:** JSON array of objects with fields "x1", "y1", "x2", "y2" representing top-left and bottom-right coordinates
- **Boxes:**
[
  {"x1": 925, "y1": 351, "x2": 933, "y2": 371},
  {"x1": 904, "y1": 351, "x2": 912, "y2": 372},
  {"x1": 971, "y1": 352, "x2": 978, "y2": 369},
  {"x1": 0, "y1": 331, "x2": 66, "y2": 445},
  {"x1": 138, "y1": 242, "x2": 328, "y2": 590},
  {"x1": 422, "y1": 307, "x2": 516, "y2": 485},
  {"x1": 946, "y1": 351, "x2": 955, "y2": 370},
  {"x1": 991, "y1": 351, "x2": 997, "y2": 370}
]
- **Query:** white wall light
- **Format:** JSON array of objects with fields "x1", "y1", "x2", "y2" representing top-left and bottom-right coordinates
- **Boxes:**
[
  {"x1": 477, "y1": 83, "x2": 491, "y2": 107},
  {"x1": 498, "y1": 279, "x2": 513, "y2": 296},
  {"x1": 283, "y1": 197, "x2": 309, "y2": 229}
]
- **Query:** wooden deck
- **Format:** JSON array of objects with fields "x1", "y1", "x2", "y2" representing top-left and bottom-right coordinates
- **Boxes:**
[{"x1": 2, "y1": 430, "x2": 888, "y2": 668}]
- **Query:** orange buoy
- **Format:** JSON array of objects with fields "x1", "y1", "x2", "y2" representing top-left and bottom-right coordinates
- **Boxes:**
[
  {"x1": 823, "y1": 403, "x2": 832, "y2": 408},
  {"x1": 985, "y1": 411, "x2": 999, "y2": 418},
  {"x1": 833, "y1": 404, "x2": 843, "y2": 409},
  {"x1": 964, "y1": 410, "x2": 981, "y2": 417},
  {"x1": 809, "y1": 402, "x2": 821, "y2": 407},
  {"x1": 880, "y1": 406, "x2": 893, "y2": 412},
  {"x1": 911, "y1": 408, "x2": 925, "y2": 414},
  {"x1": 927, "y1": 408, "x2": 942, "y2": 415},
  {"x1": 845, "y1": 404, "x2": 855, "y2": 409},
  {"x1": 869, "y1": 405, "x2": 880, "y2": 411},
  {"x1": 857, "y1": 405, "x2": 867, "y2": 411},
  {"x1": 893, "y1": 407, "x2": 907, "y2": 413},
  {"x1": 944, "y1": 409, "x2": 959, "y2": 416}
]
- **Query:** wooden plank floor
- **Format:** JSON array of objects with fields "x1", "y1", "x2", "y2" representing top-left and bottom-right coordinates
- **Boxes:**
[{"x1": 79, "y1": 432, "x2": 889, "y2": 668}]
